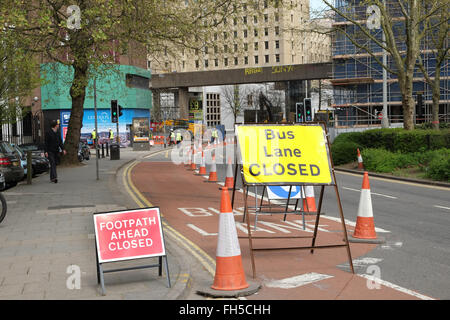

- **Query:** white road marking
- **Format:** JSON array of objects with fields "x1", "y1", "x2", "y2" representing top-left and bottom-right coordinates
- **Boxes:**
[
  {"x1": 434, "y1": 205, "x2": 450, "y2": 211},
  {"x1": 358, "y1": 274, "x2": 435, "y2": 300},
  {"x1": 187, "y1": 224, "x2": 217, "y2": 236},
  {"x1": 351, "y1": 257, "x2": 383, "y2": 266},
  {"x1": 265, "y1": 273, "x2": 334, "y2": 289},
  {"x1": 321, "y1": 215, "x2": 391, "y2": 233},
  {"x1": 342, "y1": 187, "x2": 397, "y2": 199}
]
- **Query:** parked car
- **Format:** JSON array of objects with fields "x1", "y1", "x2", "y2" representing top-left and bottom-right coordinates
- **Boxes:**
[
  {"x1": 0, "y1": 172, "x2": 5, "y2": 191},
  {"x1": 78, "y1": 142, "x2": 90, "y2": 161},
  {"x1": 0, "y1": 141, "x2": 25, "y2": 187},
  {"x1": 12, "y1": 144, "x2": 50, "y2": 177}
]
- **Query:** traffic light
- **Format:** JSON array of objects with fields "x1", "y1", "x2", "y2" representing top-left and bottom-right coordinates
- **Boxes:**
[
  {"x1": 111, "y1": 100, "x2": 118, "y2": 123},
  {"x1": 295, "y1": 102, "x2": 304, "y2": 123},
  {"x1": 118, "y1": 105, "x2": 123, "y2": 117},
  {"x1": 304, "y1": 98, "x2": 312, "y2": 121},
  {"x1": 416, "y1": 93, "x2": 423, "y2": 119}
]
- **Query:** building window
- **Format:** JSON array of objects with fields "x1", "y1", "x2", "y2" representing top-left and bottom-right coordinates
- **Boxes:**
[
  {"x1": 254, "y1": 55, "x2": 259, "y2": 64},
  {"x1": 224, "y1": 57, "x2": 228, "y2": 66},
  {"x1": 244, "y1": 56, "x2": 248, "y2": 64},
  {"x1": 243, "y1": 16, "x2": 247, "y2": 24},
  {"x1": 204, "y1": 59, "x2": 208, "y2": 68},
  {"x1": 275, "y1": 26, "x2": 279, "y2": 36},
  {"x1": 265, "y1": 55, "x2": 269, "y2": 63},
  {"x1": 275, "y1": 54, "x2": 280, "y2": 63},
  {"x1": 214, "y1": 59, "x2": 218, "y2": 67},
  {"x1": 234, "y1": 30, "x2": 238, "y2": 38},
  {"x1": 244, "y1": 43, "x2": 248, "y2": 51},
  {"x1": 275, "y1": 40, "x2": 279, "y2": 49},
  {"x1": 254, "y1": 16, "x2": 258, "y2": 24},
  {"x1": 195, "y1": 60, "x2": 199, "y2": 68},
  {"x1": 254, "y1": 29, "x2": 258, "y2": 37},
  {"x1": 234, "y1": 57, "x2": 238, "y2": 65},
  {"x1": 243, "y1": 29, "x2": 248, "y2": 38},
  {"x1": 265, "y1": 41, "x2": 269, "y2": 50},
  {"x1": 254, "y1": 42, "x2": 259, "y2": 50},
  {"x1": 264, "y1": 27, "x2": 269, "y2": 36}
]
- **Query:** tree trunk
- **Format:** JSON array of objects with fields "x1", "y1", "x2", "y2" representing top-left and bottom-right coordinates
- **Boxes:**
[
  {"x1": 399, "y1": 72, "x2": 416, "y2": 130},
  {"x1": 62, "y1": 61, "x2": 89, "y2": 165},
  {"x1": 431, "y1": 72, "x2": 440, "y2": 130}
]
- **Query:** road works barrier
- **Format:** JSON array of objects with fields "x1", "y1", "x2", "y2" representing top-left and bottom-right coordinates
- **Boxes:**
[
  {"x1": 93, "y1": 207, "x2": 171, "y2": 295},
  {"x1": 234, "y1": 123, "x2": 355, "y2": 278},
  {"x1": 302, "y1": 185, "x2": 317, "y2": 213},
  {"x1": 349, "y1": 171, "x2": 385, "y2": 244},
  {"x1": 357, "y1": 148, "x2": 364, "y2": 170},
  {"x1": 206, "y1": 155, "x2": 218, "y2": 182},
  {"x1": 196, "y1": 187, "x2": 260, "y2": 298}
]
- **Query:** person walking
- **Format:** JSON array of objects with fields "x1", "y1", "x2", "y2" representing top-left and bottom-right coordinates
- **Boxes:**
[{"x1": 44, "y1": 120, "x2": 66, "y2": 183}]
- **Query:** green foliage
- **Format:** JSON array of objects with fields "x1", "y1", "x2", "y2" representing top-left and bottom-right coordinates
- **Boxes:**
[
  {"x1": 360, "y1": 148, "x2": 450, "y2": 181},
  {"x1": 361, "y1": 148, "x2": 419, "y2": 173},
  {"x1": 332, "y1": 128, "x2": 450, "y2": 181},
  {"x1": 424, "y1": 150, "x2": 450, "y2": 181},
  {"x1": 330, "y1": 132, "x2": 363, "y2": 165}
]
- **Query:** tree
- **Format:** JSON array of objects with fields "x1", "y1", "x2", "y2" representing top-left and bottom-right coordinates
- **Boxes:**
[
  {"x1": 416, "y1": 1, "x2": 449, "y2": 130},
  {"x1": 1, "y1": 0, "x2": 270, "y2": 164},
  {"x1": 221, "y1": 85, "x2": 246, "y2": 126},
  {"x1": 322, "y1": 0, "x2": 447, "y2": 130},
  {"x1": 0, "y1": 28, "x2": 40, "y2": 127}
]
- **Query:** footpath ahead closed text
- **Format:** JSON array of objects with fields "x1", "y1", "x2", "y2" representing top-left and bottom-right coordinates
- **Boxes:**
[
  {"x1": 93, "y1": 208, "x2": 165, "y2": 263},
  {"x1": 237, "y1": 125, "x2": 333, "y2": 185}
]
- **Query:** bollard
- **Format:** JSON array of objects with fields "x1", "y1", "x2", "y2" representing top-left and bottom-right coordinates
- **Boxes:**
[
  {"x1": 106, "y1": 142, "x2": 109, "y2": 157},
  {"x1": 26, "y1": 151, "x2": 32, "y2": 185}
]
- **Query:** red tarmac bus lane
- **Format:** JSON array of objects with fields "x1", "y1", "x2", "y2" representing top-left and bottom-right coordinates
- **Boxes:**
[{"x1": 131, "y1": 161, "x2": 420, "y2": 300}]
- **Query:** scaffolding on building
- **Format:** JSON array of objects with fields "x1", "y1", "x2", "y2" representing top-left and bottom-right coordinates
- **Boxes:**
[{"x1": 330, "y1": 0, "x2": 450, "y2": 128}]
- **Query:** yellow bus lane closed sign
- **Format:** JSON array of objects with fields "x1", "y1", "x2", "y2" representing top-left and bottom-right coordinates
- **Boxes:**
[{"x1": 236, "y1": 124, "x2": 333, "y2": 185}]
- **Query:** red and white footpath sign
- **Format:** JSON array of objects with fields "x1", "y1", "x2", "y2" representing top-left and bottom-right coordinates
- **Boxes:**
[{"x1": 93, "y1": 207, "x2": 165, "y2": 263}]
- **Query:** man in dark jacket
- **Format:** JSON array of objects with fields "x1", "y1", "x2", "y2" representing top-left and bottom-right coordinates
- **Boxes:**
[{"x1": 44, "y1": 120, "x2": 66, "y2": 183}]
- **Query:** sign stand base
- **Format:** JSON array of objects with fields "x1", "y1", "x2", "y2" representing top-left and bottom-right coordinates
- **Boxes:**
[{"x1": 96, "y1": 252, "x2": 171, "y2": 296}]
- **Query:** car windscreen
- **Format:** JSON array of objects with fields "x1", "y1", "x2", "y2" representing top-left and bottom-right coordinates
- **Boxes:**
[
  {"x1": 19, "y1": 145, "x2": 39, "y2": 151},
  {"x1": 0, "y1": 142, "x2": 15, "y2": 154}
]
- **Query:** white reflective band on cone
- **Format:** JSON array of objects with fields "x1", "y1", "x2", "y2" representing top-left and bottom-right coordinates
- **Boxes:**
[
  {"x1": 357, "y1": 189, "x2": 373, "y2": 218},
  {"x1": 216, "y1": 212, "x2": 241, "y2": 257}
]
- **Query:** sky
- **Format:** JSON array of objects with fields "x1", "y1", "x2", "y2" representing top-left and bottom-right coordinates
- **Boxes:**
[{"x1": 310, "y1": 0, "x2": 328, "y2": 12}]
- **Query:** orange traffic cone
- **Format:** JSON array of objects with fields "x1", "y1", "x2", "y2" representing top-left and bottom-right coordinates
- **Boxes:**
[
  {"x1": 350, "y1": 172, "x2": 385, "y2": 243},
  {"x1": 302, "y1": 186, "x2": 317, "y2": 214},
  {"x1": 206, "y1": 155, "x2": 218, "y2": 182},
  {"x1": 211, "y1": 187, "x2": 249, "y2": 291},
  {"x1": 224, "y1": 157, "x2": 234, "y2": 189},
  {"x1": 189, "y1": 147, "x2": 197, "y2": 170},
  {"x1": 357, "y1": 148, "x2": 364, "y2": 170},
  {"x1": 196, "y1": 151, "x2": 207, "y2": 175}
]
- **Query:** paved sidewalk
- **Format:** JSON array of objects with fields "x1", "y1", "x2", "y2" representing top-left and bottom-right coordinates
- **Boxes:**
[{"x1": 0, "y1": 146, "x2": 191, "y2": 300}]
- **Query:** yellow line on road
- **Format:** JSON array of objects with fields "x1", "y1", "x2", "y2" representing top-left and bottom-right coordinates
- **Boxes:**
[{"x1": 122, "y1": 153, "x2": 216, "y2": 276}]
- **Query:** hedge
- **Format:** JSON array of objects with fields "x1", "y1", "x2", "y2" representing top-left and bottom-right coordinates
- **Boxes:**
[
  {"x1": 360, "y1": 148, "x2": 450, "y2": 182},
  {"x1": 331, "y1": 128, "x2": 450, "y2": 165}
]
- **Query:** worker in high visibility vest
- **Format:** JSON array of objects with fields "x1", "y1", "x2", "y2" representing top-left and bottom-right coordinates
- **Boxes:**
[
  {"x1": 176, "y1": 131, "x2": 182, "y2": 147},
  {"x1": 170, "y1": 129, "x2": 175, "y2": 146},
  {"x1": 91, "y1": 129, "x2": 97, "y2": 146},
  {"x1": 211, "y1": 128, "x2": 218, "y2": 143},
  {"x1": 109, "y1": 128, "x2": 114, "y2": 143}
]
